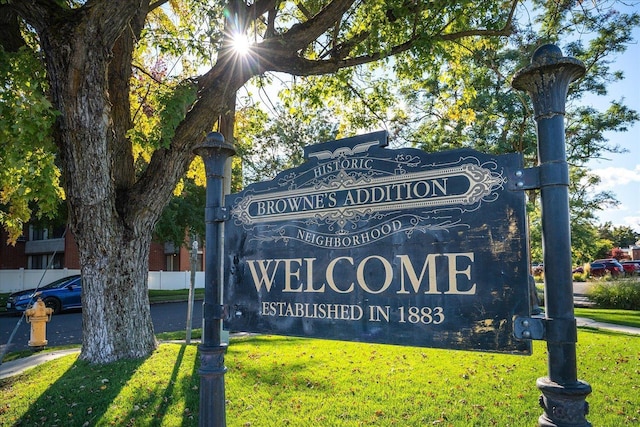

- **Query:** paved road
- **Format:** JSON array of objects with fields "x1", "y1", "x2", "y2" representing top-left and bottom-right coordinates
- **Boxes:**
[
  {"x1": 1, "y1": 300, "x2": 203, "y2": 355},
  {"x1": 572, "y1": 281, "x2": 593, "y2": 296},
  {"x1": 571, "y1": 282, "x2": 595, "y2": 308}
]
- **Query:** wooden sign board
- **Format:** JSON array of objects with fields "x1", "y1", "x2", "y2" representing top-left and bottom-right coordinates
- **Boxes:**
[{"x1": 224, "y1": 131, "x2": 532, "y2": 354}]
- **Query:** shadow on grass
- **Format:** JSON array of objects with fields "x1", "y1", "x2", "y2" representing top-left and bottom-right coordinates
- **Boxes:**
[
  {"x1": 115, "y1": 344, "x2": 200, "y2": 426},
  {"x1": 577, "y1": 325, "x2": 639, "y2": 337},
  {"x1": 10, "y1": 344, "x2": 201, "y2": 426},
  {"x1": 15, "y1": 355, "x2": 147, "y2": 426},
  {"x1": 230, "y1": 334, "x2": 309, "y2": 347}
]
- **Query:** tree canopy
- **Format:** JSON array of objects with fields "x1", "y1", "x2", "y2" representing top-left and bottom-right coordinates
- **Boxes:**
[{"x1": 0, "y1": 47, "x2": 63, "y2": 243}]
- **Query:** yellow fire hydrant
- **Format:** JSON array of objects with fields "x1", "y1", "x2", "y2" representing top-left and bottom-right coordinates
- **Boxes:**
[{"x1": 25, "y1": 297, "x2": 53, "y2": 347}]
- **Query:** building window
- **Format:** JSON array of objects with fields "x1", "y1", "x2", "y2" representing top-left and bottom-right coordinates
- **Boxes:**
[
  {"x1": 166, "y1": 254, "x2": 178, "y2": 271},
  {"x1": 29, "y1": 225, "x2": 66, "y2": 241},
  {"x1": 29, "y1": 253, "x2": 64, "y2": 269},
  {"x1": 51, "y1": 226, "x2": 66, "y2": 239},
  {"x1": 31, "y1": 227, "x2": 48, "y2": 241}
]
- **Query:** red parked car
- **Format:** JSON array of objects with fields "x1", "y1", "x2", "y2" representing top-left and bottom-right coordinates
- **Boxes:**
[
  {"x1": 621, "y1": 260, "x2": 640, "y2": 276},
  {"x1": 590, "y1": 259, "x2": 624, "y2": 277}
]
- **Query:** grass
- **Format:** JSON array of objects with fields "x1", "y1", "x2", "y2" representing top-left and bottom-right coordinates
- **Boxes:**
[
  {"x1": 1, "y1": 345, "x2": 80, "y2": 364},
  {"x1": 157, "y1": 329, "x2": 202, "y2": 341},
  {"x1": 574, "y1": 308, "x2": 640, "y2": 329},
  {"x1": 148, "y1": 288, "x2": 204, "y2": 303},
  {"x1": 1, "y1": 330, "x2": 639, "y2": 426}
]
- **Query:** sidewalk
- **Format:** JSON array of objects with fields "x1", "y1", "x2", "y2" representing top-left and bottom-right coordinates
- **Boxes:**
[
  {"x1": 0, "y1": 348, "x2": 80, "y2": 380},
  {"x1": 1, "y1": 322, "x2": 638, "y2": 381},
  {"x1": 575, "y1": 317, "x2": 640, "y2": 335}
]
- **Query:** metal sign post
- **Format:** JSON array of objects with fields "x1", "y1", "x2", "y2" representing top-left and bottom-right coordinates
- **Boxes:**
[
  {"x1": 513, "y1": 44, "x2": 591, "y2": 426},
  {"x1": 194, "y1": 132, "x2": 236, "y2": 427}
]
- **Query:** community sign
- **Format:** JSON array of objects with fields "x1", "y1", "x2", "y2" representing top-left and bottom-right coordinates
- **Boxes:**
[{"x1": 224, "y1": 131, "x2": 532, "y2": 354}]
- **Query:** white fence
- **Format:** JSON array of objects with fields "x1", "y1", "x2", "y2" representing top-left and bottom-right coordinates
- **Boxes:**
[{"x1": 0, "y1": 269, "x2": 205, "y2": 293}]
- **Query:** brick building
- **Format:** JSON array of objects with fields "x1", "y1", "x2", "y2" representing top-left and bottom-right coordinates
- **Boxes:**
[{"x1": 1, "y1": 225, "x2": 200, "y2": 272}]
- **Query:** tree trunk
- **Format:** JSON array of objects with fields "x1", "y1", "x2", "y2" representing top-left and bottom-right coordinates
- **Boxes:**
[
  {"x1": 79, "y1": 230, "x2": 157, "y2": 363},
  {"x1": 40, "y1": 6, "x2": 158, "y2": 364}
]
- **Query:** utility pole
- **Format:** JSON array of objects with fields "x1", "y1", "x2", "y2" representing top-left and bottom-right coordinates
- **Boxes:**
[{"x1": 186, "y1": 236, "x2": 198, "y2": 345}]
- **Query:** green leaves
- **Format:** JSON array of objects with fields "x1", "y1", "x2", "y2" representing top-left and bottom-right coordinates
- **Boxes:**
[
  {"x1": 153, "y1": 178, "x2": 205, "y2": 248},
  {"x1": 235, "y1": 102, "x2": 338, "y2": 186},
  {"x1": 128, "y1": 75, "x2": 197, "y2": 166},
  {"x1": 157, "y1": 81, "x2": 198, "y2": 148},
  {"x1": 0, "y1": 47, "x2": 63, "y2": 243}
]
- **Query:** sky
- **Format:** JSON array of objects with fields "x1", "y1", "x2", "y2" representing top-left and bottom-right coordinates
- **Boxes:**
[{"x1": 585, "y1": 10, "x2": 640, "y2": 233}]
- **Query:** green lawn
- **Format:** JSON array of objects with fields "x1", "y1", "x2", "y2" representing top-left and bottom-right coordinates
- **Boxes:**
[
  {"x1": 574, "y1": 307, "x2": 640, "y2": 329},
  {"x1": 1, "y1": 329, "x2": 638, "y2": 426}
]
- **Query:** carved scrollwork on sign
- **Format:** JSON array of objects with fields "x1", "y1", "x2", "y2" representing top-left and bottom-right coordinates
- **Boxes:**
[{"x1": 229, "y1": 149, "x2": 506, "y2": 248}]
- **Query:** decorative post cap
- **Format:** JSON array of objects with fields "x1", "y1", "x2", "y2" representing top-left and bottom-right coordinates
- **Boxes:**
[
  {"x1": 193, "y1": 131, "x2": 237, "y2": 159},
  {"x1": 512, "y1": 44, "x2": 586, "y2": 119}
]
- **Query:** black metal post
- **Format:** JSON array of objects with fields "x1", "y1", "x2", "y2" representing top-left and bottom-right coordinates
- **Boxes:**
[
  {"x1": 513, "y1": 45, "x2": 591, "y2": 426},
  {"x1": 194, "y1": 132, "x2": 236, "y2": 427}
]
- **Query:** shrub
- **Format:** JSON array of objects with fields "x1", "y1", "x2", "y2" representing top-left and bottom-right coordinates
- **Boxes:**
[
  {"x1": 572, "y1": 272, "x2": 587, "y2": 282},
  {"x1": 588, "y1": 280, "x2": 640, "y2": 310},
  {"x1": 532, "y1": 265, "x2": 544, "y2": 280}
]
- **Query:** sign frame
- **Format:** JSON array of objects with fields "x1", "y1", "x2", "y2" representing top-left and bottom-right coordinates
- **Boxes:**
[{"x1": 223, "y1": 131, "x2": 532, "y2": 354}]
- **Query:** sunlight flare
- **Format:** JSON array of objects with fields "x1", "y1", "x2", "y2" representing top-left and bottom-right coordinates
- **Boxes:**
[{"x1": 231, "y1": 32, "x2": 251, "y2": 56}]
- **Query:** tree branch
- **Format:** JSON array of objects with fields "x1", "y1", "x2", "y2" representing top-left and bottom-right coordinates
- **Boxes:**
[
  {"x1": 6, "y1": 0, "x2": 62, "y2": 32},
  {"x1": 269, "y1": 0, "x2": 356, "y2": 51},
  {"x1": 322, "y1": 30, "x2": 369, "y2": 60},
  {"x1": 249, "y1": 0, "x2": 278, "y2": 20},
  {"x1": 257, "y1": 0, "x2": 517, "y2": 76},
  {"x1": 436, "y1": 26, "x2": 515, "y2": 41},
  {"x1": 109, "y1": 1, "x2": 151, "y2": 202},
  {"x1": 0, "y1": 5, "x2": 26, "y2": 52},
  {"x1": 149, "y1": 0, "x2": 169, "y2": 11},
  {"x1": 259, "y1": 36, "x2": 419, "y2": 76}
]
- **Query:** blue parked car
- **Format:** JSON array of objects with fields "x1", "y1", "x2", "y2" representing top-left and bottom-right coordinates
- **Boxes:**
[{"x1": 6, "y1": 275, "x2": 82, "y2": 314}]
